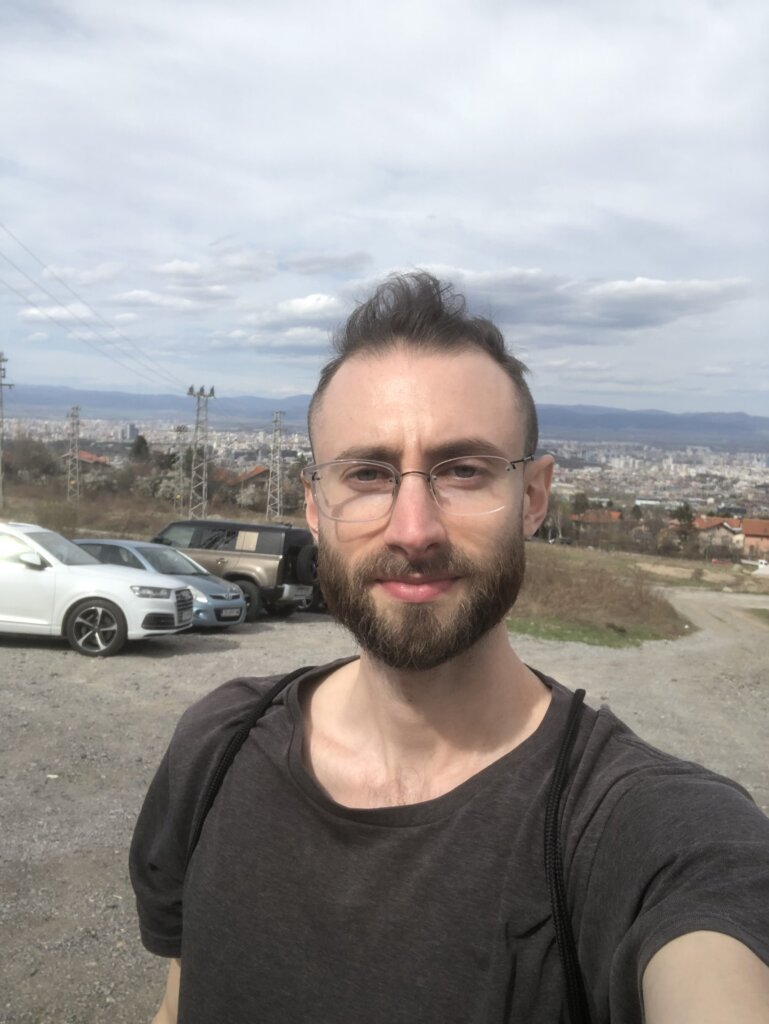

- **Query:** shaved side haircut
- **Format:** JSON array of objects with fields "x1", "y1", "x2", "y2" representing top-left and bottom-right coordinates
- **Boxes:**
[{"x1": 308, "y1": 271, "x2": 539, "y2": 455}]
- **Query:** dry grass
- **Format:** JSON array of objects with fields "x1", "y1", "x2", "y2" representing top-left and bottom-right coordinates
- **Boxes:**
[
  {"x1": 0, "y1": 487, "x2": 307, "y2": 540},
  {"x1": 510, "y1": 542, "x2": 690, "y2": 646}
]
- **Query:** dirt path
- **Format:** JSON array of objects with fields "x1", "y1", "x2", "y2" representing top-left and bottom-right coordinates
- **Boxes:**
[{"x1": 1, "y1": 588, "x2": 768, "y2": 1023}]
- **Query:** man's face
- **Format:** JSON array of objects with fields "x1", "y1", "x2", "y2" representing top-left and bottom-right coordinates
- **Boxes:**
[{"x1": 306, "y1": 346, "x2": 551, "y2": 670}]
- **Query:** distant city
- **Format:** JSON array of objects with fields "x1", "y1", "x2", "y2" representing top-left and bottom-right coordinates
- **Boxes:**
[{"x1": 6, "y1": 400, "x2": 769, "y2": 520}]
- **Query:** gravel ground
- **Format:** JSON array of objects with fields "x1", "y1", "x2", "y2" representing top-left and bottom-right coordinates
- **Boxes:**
[{"x1": 2, "y1": 587, "x2": 768, "y2": 1024}]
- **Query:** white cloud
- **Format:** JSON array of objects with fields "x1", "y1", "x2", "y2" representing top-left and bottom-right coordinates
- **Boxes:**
[
  {"x1": 43, "y1": 262, "x2": 125, "y2": 285},
  {"x1": 111, "y1": 289, "x2": 207, "y2": 312},
  {"x1": 17, "y1": 302, "x2": 93, "y2": 323},
  {"x1": 277, "y1": 294, "x2": 341, "y2": 318},
  {"x1": 153, "y1": 259, "x2": 204, "y2": 277}
]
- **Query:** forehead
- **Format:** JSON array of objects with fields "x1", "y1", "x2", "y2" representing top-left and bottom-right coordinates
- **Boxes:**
[{"x1": 311, "y1": 347, "x2": 524, "y2": 461}]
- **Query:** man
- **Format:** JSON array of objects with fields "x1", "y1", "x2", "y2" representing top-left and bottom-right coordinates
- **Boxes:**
[{"x1": 131, "y1": 272, "x2": 769, "y2": 1023}]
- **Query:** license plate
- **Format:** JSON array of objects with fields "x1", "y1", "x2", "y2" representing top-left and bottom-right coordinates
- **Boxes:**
[{"x1": 220, "y1": 608, "x2": 241, "y2": 619}]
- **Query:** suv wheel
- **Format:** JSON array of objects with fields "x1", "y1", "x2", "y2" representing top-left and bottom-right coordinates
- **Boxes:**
[
  {"x1": 296, "y1": 544, "x2": 318, "y2": 586},
  {"x1": 66, "y1": 599, "x2": 128, "y2": 657},
  {"x1": 236, "y1": 580, "x2": 262, "y2": 623}
]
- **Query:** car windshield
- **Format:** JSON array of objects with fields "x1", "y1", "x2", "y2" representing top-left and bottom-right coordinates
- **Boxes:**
[
  {"x1": 136, "y1": 546, "x2": 207, "y2": 576},
  {"x1": 30, "y1": 531, "x2": 99, "y2": 566}
]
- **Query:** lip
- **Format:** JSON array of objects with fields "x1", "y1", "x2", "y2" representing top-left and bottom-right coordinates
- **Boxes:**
[{"x1": 375, "y1": 575, "x2": 459, "y2": 603}]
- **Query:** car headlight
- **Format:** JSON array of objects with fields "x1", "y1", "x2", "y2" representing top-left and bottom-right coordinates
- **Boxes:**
[
  {"x1": 188, "y1": 586, "x2": 210, "y2": 604},
  {"x1": 130, "y1": 585, "x2": 172, "y2": 599}
]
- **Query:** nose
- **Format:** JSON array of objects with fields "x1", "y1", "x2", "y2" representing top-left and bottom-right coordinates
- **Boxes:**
[{"x1": 381, "y1": 471, "x2": 448, "y2": 558}]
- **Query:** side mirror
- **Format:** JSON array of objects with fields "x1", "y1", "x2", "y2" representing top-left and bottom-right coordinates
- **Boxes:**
[{"x1": 19, "y1": 552, "x2": 47, "y2": 571}]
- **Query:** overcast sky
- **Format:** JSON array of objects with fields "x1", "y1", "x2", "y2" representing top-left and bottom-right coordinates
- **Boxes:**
[{"x1": 1, "y1": 0, "x2": 767, "y2": 415}]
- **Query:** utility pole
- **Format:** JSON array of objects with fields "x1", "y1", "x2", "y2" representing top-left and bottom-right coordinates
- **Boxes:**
[
  {"x1": 66, "y1": 406, "x2": 81, "y2": 504},
  {"x1": 188, "y1": 386, "x2": 214, "y2": 519},
  {"x1": 173, "y1": 424, "x2": 189, "y2": 514},
  {"x1": 0, "y1": 352, "x2": 15, "y2": 511},
  {"x1": 266, "y1": 410, "x2": 284, "y2": 520}
]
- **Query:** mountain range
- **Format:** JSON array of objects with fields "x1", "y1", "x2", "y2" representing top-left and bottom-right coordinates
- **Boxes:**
[{"x1": 5, "y1": 384, "x2": 769, "y2": 448}]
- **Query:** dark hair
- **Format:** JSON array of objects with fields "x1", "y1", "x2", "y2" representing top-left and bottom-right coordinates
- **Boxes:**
[{"x1": 309, "y1": 271, "x2": 538, "y2": 453}]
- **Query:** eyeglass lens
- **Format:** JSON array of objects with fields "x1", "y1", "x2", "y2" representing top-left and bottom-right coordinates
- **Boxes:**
[{"x1": 312, "y1": 456, "x2": 518, "y2": 521}]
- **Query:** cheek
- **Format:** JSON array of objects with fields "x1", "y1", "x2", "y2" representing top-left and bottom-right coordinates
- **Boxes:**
[
  {"x1": 448, "y1": 507, "x2": 522, "y2": 552},
  {"x1": 318, "y1": 519, "x2": 386, "y2": 549}
]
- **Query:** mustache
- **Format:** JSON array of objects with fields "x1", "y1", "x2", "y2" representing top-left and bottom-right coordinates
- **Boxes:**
[{"x1": 347, "y1": 547, "x2": 478, "y2": 582}]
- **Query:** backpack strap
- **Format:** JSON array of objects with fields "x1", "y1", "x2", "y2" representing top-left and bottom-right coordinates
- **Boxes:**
[
  {"x1": 544, "y1": 688, "x2": 592, "y2": 1024},
  {"x1": 185, "y1": 664, "x2": 315, "y2": 868}
]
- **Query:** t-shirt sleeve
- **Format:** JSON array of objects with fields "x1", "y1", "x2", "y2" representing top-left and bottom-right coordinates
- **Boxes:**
[
  {"x1": 576, "y1": 764, "x2": 769, "y2": 1018},
  {"x1": 128, "y1": 675, "x2": 285, "y2": 957},
  {"x1": 129, "y1": 746, "x2": 186, "y2": 956}
]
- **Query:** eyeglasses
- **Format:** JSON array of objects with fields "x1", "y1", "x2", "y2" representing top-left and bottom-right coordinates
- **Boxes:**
[{"x1": 302, "y1": 454, "x2": 535, "y2": 522}]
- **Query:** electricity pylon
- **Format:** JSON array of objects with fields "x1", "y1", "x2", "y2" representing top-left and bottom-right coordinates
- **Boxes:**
[
  {"x1": 188, "y1": 386, "x2": 214, "y2": 518},
  {"x1": 66, "y1": 406, "x2": 81, "y2": 504},
  {"x1": 266, "y1": 410, "x2": 284, "y2": 520},
  {"x1": 0, "y1": 352, "x2": 14, "y2": 510},
  {"x1": 173, "y1": 424, "x2": 189, "y2": 513}
]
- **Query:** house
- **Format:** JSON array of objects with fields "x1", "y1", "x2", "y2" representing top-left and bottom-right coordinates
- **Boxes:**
[
  {"x1": 570, "y1": 508, "x2": 623, "y2": 544},
  {"x1": 77, "y1": 450, "x2": 111, "y2": 467},
  {"x1": 691, "y1": 516, "x2": 743, "y2": 555},
  {"x1": 570, "y1": 509, "x2": 623, "y2": 527},
  {"x1": 212, "y1": 465, "x2": 269, "y2": 490},
  {"x1": 742, "y1": 518, "x2": 769, "y2": 559}
]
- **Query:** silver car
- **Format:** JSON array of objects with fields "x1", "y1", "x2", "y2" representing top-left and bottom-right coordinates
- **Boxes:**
[
  {"x1": 0, "y1": 521, "x2": 193, "y2": 656},
  {"x1": 76, "y1": 539, "x2": 247, "y2": 628}
]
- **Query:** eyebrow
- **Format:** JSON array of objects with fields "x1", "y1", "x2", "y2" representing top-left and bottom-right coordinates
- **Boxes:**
[{"x1": 331, "y1": 438, "x2": 511, "y2": 464}]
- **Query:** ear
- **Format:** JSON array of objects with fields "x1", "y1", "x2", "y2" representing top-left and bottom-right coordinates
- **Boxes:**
[
  {"x1": 522, "y1": 454, "x2": 554, "y2": 538},
  {"x1": 304, "y1": 476, "x2": 319, "y2": 542}
]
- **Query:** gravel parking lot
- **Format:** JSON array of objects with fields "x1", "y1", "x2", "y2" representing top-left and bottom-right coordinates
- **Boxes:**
[{"x1": 2, "y1": 588, "x2": 768, "y2": 1024}]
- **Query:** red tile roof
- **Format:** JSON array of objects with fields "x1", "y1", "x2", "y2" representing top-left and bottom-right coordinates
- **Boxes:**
[
  {"x1": 693, "y1": 516, "x2": 742, "y2": 532},
  {"x1": 742, "y1": 518, "x2": 769, "y2": 539},
  {"x1": 77, "y1": 450, "x2": 110, "y2": 466},
  {"x1": 570, "y1": 509, "x2": 623, "y2": 525}
]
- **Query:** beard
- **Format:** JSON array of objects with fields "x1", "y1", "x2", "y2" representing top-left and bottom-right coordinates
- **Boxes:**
[{"x1": 317, "y1": 528, "x2": 526, "y2": 671}]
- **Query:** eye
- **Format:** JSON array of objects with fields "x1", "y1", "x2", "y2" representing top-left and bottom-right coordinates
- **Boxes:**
[
  {"x1": 434, "y1": 458, "x2": 491, "y2": 483},
  {"x1": 448, "y1": 462, "x2": 482, "y2": 479},
  {"x1": 339, "y1": 463, "x2": 395, "y2": 489}
]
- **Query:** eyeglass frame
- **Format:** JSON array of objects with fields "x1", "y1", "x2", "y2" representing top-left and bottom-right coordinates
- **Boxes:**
[{"x1": 301, "y1": 453, "x2": 536, "y2": 522}]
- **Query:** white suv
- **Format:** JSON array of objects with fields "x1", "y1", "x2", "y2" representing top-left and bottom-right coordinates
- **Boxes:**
[{"x1": 0, "y1": 521, "x2": 194, "y2": 657}]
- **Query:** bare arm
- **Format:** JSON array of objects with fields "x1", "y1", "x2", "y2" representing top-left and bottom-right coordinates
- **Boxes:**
[
  {"x1": 151, "y1": 959, "x2": 180, "y2": 1024},
  {"x1": 642, "y1": 931, "x2": 769, "y2": 1023}
]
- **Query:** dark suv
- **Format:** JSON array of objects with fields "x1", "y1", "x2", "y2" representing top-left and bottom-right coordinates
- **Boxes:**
[{"x1": 152, "y1": 520, "x2": 317, "y2": 622}]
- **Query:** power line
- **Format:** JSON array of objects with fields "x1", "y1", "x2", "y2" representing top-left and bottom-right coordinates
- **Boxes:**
[
  {"x1": 0, "y1": 222, "x2": 187, "y2": 389},
  {"x1": 0, "y1": 245, "x2": 184, "y2": 391},
  {"x1": 0, "y1": 270, "x2": 164, "y2": 388},
  {"x1": 0, "y1": 222, "x2": 189, "y2": 393}
]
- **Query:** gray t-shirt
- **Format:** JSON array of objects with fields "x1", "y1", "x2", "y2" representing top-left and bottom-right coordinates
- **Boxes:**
[{"x1": 130, "y1": 661, "x2": 769, "y2": 1023}]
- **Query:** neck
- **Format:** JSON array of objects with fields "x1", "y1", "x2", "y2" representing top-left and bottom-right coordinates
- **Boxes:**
[
  {"x1": 356, "y1": 625, "x2": 547, "y2": 754},
  {"x1": 303, "y1": 623, "x2": 551, "y2": 806}
]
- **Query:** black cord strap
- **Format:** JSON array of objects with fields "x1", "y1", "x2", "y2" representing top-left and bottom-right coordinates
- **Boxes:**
[
  {"x1": 185, "y1": 665, "x2": 313, "y2": 868},
  {"x1": 544, "y1": 688, "x2": 592, "y2": 1024}
]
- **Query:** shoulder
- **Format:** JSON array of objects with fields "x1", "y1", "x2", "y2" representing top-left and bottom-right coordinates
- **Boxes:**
[
  {"x1": 565, "y1": 695, "x2": 764, "y2": 840},
  {"x1": 166, "y1": 658, "x2": 356, "y2": 783},
  {"x1": 171, "y1": 674, "x2": 287, "y2": 753}
]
